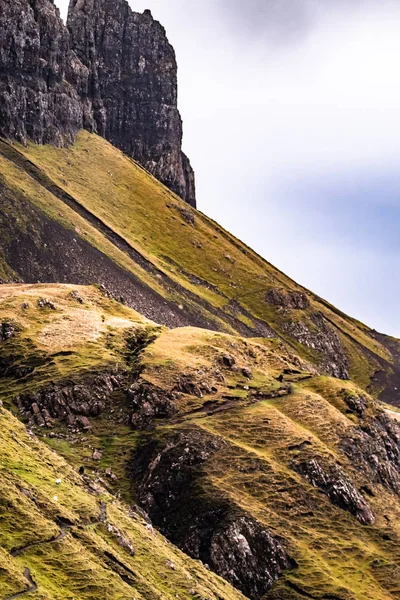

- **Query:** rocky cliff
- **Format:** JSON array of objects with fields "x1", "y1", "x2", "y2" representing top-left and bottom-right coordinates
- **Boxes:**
[
  {"x1": 0, "y1": 0, "x2": 94, "y2": 145},
  {"x1": 67, "y1": 0, "x2": 196, "y2": 207},
  {"x1": 0, "y1": 0, "x2": 195, "y2": 206}
]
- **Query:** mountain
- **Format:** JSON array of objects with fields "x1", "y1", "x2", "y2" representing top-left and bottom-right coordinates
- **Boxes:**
[
  {"x1": 1, "y1": 1, "x2": 400, "y2": 599},
  {"x1": 0, "y1": 0, "x2": 195, "y2": 206}
]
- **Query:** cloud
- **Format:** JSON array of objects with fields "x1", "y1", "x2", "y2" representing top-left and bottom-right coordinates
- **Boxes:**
[{"x1": 213, "y1": 0, "x2": 316, "y2": 44}]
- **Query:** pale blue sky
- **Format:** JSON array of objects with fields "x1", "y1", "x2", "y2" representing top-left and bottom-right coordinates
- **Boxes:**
[{"x1": 57, "y1": 0, "x2": 400, "y2": 336}]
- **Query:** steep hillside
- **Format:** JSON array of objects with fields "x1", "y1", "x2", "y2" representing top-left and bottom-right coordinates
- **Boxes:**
[
  {"x1": 1, "y1": 284, "x2": 400, "y2": 599},
  {"x1": 0, "y1": 132, "x2": 399, "y2": 406}
]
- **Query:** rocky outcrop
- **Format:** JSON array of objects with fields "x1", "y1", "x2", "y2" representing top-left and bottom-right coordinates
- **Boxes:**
[
  {"x1": 0, "y1": 0, "x2": 195, "y2": 205},
  {"x1": 0, "y1": 0, "x2": 94, "y2": 146},
  {"x1": 67, "y1": 0, "x2": 196, "y2": 206},
  {"x1": 127, "y1": 380, "x2": 176, "y2": 429},
  {"x1": 283, "y1": 312, "x2": 349, "y2": 379},
  {"x1": 341, "y1": 411, "x2": 400, "y2": 495},
  {"x1": 0, "y1": 322, "x2": 16, "y2": 341},
  {"x1": 15, "y1": 372, "x2": 125, "y2": 429},
  {"x1": 292, "y1": 457, "x2": 375, "y2": 525},
  {"x1": 266, "y1": 289, "x2": 310, "y2": 310},
  {"x1": 132, "y1": 428, "x2": 295, "y2": 599}
]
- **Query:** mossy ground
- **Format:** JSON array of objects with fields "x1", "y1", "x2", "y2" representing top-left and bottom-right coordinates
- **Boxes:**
[
  {"x1": 0, "y1": 283, "x2": 151, "y2": 404},
  {"x1": 0, "y1": 378, "x2": 245, "y2": 599},
  {"x1": 135, "y1": 326, "x2": 400, "y2": 600}
]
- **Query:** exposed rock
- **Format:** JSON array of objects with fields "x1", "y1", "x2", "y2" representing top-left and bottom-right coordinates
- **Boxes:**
[
  {"x1": 15, "y1": 372, "x2": 125, "y2": 429},
  {"x1": 242, "y1": 367, "x2": 253, "y2": 379},
  {"x1": 0, "y1": 322, "x2": 15, "y2": 341},
  {"x1": 0, "y1": 0, "x2": 93, "y2": 146},
  {"x1": 283, "y1": 312, "x2": 349, "y2": 379},
  {"x1": 266, "y1": 288, "x2": 310, "y2": 310},
  {"x1": 175, "y1": 373, "x2": 215, "y2": 398},
  {"x1": 292, "y1": 458, "x2": 375, "y2": 525},
  {"x1": 341, "y1": 411, "x2": 400, "y2": 495},
  {"x1": 221, "y1": 354, "x2": 236, "y2": 368},
  {"x1": 343, "y1": 392, "x2": 368, "y2": 418},
  {"x1": 106, "y1": 522, "x2": 135, "y2": 555},
  {"x1": 69, "y1": 290, "x2": 84, "y2": 304},
  {"x1": 169, "y1": 203, "x2": 195, "y2": 225},
  {"x1": 127, "y1": 380, "x2": 176, "y2": 429},
  {"x1": 67, "y1": 0, "x2": 196, "y2": 206},
  {"x1": 209, "y1": 515, "x2": 296, "y2": 598},
  {"x1": 131, "y1": 429, "x2": 295, "y2": 598},
  {"x1": 37, "y1": 298, "x2": 57, "y2": 310},
  {"x1": 92, "y1": 449, "x2": 102, "y2": 461}
]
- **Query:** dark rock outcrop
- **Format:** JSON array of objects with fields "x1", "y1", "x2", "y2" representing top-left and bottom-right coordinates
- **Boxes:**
[
  {"x1": 283, "y1": 312, "x2": 349, "y2": 379},
  {"x1": 15, "y1": 372, "x2": 125, "y2": 429},
  {"x1": 0, "y1": 0, "x2": 195, "y2": 205},
  {"x1": 132, "y1": 429, "x2": 295, "y2": 599},
  {"x1": 0, "y1": 0, "x2": 93, "y2": 146},
  {"x1": 127, "y1": 380, "x2": 176, "y2": 429},
  {"x1": 0, "y1": 322, "x2": 16, "y2": 341},
  {"x1": 292, "y1": 457, "x2": 375, "y2": 525},
  {"x1": 341, "y1": 411, "x2": 400, "y2": 495},
  {"x1": 266, "y1": 289, "x2": 310, "y2": 310}
]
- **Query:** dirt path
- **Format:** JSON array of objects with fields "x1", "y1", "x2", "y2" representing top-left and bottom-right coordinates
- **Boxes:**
[
  {"x1": 2, "y1": 507, "x2": 108, "y2": 600},
  {"x1": 4, "y1": 569, "x2": 37, "y2": 600},
  {"x1": 3, "y1": 524, "x2": 71, "y2": 600},
  {"x1": 10, "y1": 521, "x2": 72, "y2": 558}
]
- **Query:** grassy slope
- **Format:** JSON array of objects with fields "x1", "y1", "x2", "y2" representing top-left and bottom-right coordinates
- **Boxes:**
[
  {"x1": 137, "y1": 326, "x2": 400, "y2": 600},
  {"x1": 0, "y1": 285, "x2": 245, "y2": 600},
  {"x1": 2, "y1": 285, "x2": 400, "y2": 599},
  {"x1": 0, "y1": 283, "x2": 151, "y2": 403},
  {"x1": 0, "y1": 404, "x2": 246, "y2": 600},
  {"x1": 0, "y1": 130, "x2": 391, "y2": 396}
]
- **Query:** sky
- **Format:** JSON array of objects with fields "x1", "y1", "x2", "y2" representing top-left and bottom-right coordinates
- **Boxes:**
[{"x1": 57, "y1": 0, "x2": 400, "y2": 336}]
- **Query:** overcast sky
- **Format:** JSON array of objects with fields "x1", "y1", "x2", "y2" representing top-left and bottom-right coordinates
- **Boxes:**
[{"x1": 57, "y1": 0, "x2": 400, "y2": 336}]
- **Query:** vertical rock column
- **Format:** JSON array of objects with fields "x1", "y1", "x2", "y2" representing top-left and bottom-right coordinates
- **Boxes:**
[
  {"x1": 67, "y1": 0, "x2": 196, "y2": 206},
  {"x1": 0, "y1": 0, "x2": 94, "y2": 145}
]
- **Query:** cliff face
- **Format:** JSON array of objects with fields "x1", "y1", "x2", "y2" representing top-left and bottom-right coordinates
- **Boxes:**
[
  {"x1": 67, "y1": 0, "x2": 196, "y2": 207},
  {"x1": 0, "y1": 0, "x2": 196, "y2": 206},
  {"x1": 0, "y1": 0, "x2": 94, "y2": 145}
]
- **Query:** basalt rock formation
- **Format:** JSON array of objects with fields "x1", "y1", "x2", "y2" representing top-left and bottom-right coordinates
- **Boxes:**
[
  {"x1": 0, "y1": 0, "x2": 94, "y2": 145},
  {"x1": 67, "y1": 0, "x2": 196, "y2": 207},
  {"x1": 131, "y1": 428, "x2": 296, "y2": 599},
  {"x1": 0, "y1": 0, "x2": 195, "y2": 205}
]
